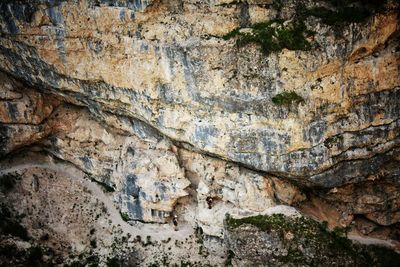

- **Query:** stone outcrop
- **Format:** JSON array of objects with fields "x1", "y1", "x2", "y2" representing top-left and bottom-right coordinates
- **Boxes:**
[
  {"x1": 0, "y1": 0, "x2": 399, "y2": 265},
  {"x1": 224, "y1": 212, "x2": 400, "y2": 267},
  {"x1": 0, "y1": 0, "x2": 399, "y2": 187}
]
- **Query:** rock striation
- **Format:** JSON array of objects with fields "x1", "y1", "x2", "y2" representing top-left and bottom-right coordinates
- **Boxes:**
[
  {"x1": 0, "y1": 0, "x2": 399, "y2": 266},
  {"x1": 0, "y1": 0, "x2": 399, "y2": 186}
]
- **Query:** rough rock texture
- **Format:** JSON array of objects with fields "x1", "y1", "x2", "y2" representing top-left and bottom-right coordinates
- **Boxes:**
[
  {"x1": 0, "y1": 0, "x2": 400, "y2": 266},
  {"x1": 0, "y1": 0, "x2": 399, "y2": 187},
  {"x1": 224, "y1": 212, "x2": 400, "y2": 267}
]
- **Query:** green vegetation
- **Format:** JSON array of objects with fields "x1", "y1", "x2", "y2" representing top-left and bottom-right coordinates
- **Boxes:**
[
  {"x1": 225, "y1": 213, "x2": 354, "y2": 260},
  {"x1": 272, "y1": 91, "x2": 304, "y2": 105},
  {"x1": 324, "y1": 134, "x2": 343, "y2": 148},
  {"x1": 119, "y1": 212, "x2": 130, "y2": 222},
  {"x1": 222, "y1": 0, "x2": 387, "y2": 55},
  {"x1": 225, "y1": 213, "x2": 350, "y2": 243},
  {"x1": 223, "y1": 20, "x2": 312, "y2": 55},
  {"x1": 225, "y1": 213, "x2": 400, "y2": 266}
]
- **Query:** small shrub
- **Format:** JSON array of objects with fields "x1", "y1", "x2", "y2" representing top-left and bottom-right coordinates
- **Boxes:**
[
  {"x1": 272, "y1": 91, "x2": 304, "y2": 105},
  {"x1": 119, "y1": 212, "x2": 130, "y2": 222},
  {"x1": 223, "y1": 20, "x2": 312, "y2": 55}
]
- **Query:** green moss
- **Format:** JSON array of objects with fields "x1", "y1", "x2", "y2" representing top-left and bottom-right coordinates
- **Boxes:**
[
  {"x1": 225, "y1": 213, "x2": 400, "y2": 265},
  {"x1": 222, "y1": 28, "x2": 240, "y2": 41},
  {"x1": 119, "y1": 212, "x2": 130, "y2": 222},
  {"x1": 225, "y1": 213, "x2": 355, "y2": 264},
  {"x1": 223, "y1": 20, "x2": 312, "y2": 55},
  {"x1": 226, "y1": 213, "x2": 284, "y2": 231},
  {"x1": 272, "y1": 91, "x2": 304, "y2": 105},
  {"x1": 222, "y1": 0, "x2": 387, "y2": 55}
]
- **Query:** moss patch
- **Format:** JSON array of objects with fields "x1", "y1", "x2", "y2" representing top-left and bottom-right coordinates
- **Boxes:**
[
  {"x1": 120, "y1": 212, "x2": 130, "y2": 222},
  {"x1": 225, "y1": 213, "x2": 400, "y2": 266},
  {"x1": 222, "y1": 0, "x2": 388, "y2": 55},
  {"x1": 272, "y1": 91, "x2": 304, "y2": 105},
  {"x1": 223, "y1": 20, "x2": 312, "y2": 55},
  {"x1": 226, "y1": 214, "x2": 350, "y2": 248}
]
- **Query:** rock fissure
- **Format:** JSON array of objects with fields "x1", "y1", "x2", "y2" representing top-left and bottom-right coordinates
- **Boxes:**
[{"x1": 1, "y1": 0, "x2": 399, "y2": 265}]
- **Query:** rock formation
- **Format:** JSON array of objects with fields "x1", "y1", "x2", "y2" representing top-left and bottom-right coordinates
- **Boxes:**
[{"x1": 0, "y1": 0, "x2": 399, "y2": 266}]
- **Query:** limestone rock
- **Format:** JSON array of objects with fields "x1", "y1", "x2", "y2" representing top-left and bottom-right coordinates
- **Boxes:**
[
  {"x1": 224, "y1": 211, "x2": 400, "y2": 266},
  {"x1": 0, "y1": 0, "x2": 398, "y2": 188},
  {"x1": 1, "y1": 0, "x2": 400, "y2": 265}
]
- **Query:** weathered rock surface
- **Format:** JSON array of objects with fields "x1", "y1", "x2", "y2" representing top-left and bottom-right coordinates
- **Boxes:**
[
  {"x1": 1, "y1": 73, "x2": 399, "y2": 265},
  {"x1": 1, "y1": 0, "x2": 400, "y2": 265},
  {"x1": 224, "y1": 212, "x2": 400, "y2": 267},
  {"x1": 0, "y1": 0, "x2": 399, "y2": 187}
]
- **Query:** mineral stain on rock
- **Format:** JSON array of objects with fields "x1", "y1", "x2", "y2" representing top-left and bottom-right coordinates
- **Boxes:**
[{"x1": 0, "y1": 0, "x2": 399, "y2": 266}]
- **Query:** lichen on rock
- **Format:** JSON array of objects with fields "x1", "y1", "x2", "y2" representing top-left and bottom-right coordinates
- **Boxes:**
[
  {"x1": 0, "y1": 0, "x2": 399, "y2": 265},
  {"x1": 225, "y1": 212, "x2": 400, "y2": 266}
]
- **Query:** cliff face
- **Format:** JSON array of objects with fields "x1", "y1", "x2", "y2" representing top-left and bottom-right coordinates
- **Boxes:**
[{"x1": 0, "y1": 0, "x2": 399, "y2": 266}]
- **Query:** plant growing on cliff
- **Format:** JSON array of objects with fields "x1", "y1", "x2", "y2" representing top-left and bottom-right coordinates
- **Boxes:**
[
  {"x1": 222, "y1": 0, "x2": 388, "y2": 55},
  {"x1": 223, "y1": 20, "x2": 312, "y2": 55},
  {"x1": 272, "y1": 91, "x2": 304, "y2": 106},
  {"x1": 225, "y1": 214, "x2": 355, "y2": 264},
  {"x1": 119, "y1": 212, "x2": 130, "y2": 222},
  {"x1": 225, "y1": 213, "x2": 400, "y2": 265}
]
